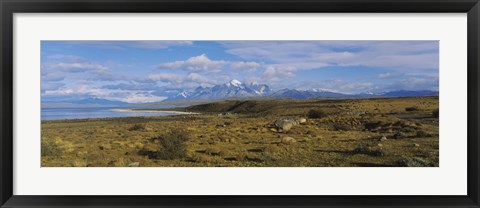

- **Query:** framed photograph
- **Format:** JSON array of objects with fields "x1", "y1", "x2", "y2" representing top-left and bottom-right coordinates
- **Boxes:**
[{"x1": 1, "y1": 0, "x2": 479, "y2": 207}]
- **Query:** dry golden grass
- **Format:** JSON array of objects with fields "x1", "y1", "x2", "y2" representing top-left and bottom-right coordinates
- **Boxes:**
[{"x1": 41, "y1": 96, "x2": 439, "y2": 167}]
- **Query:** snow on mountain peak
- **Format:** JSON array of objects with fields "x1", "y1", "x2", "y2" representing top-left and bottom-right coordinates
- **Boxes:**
[
  {"x1": 177, "y1": 91, "x2": 189, "y2": 98},
  {"x1": 229, "y1": 79, "x2": 242, "y2": 87}
]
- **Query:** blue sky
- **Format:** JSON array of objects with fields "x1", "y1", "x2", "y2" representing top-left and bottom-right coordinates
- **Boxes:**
[{"x1": 41, "y1": 41, "x2": 439, "y2": 103}]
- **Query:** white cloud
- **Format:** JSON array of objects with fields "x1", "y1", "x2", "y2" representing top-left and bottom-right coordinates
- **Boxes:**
[
  {"x1": 262, "y1": 66, "x2": 298, "y2": 83},
  {"x1": 149, "y1": 73, "x2": 184, "y2": 83},
  {"x1": 222, "y1": 41, "x2": 439, "y2": 70},
  {"x1": 123, "y1": 41, "x2": 192, "y2": 49},
  {"x1": 377, "y1": 72, "x2": 403, "y2": 79},
  {"x1": 44, "y1": 62, "x2": 108, "y2": 73},
  {"x1": 230, "y1": 61, "x2": 260, "y2": 71},
  {"x1": 41, "y1": 82, "x2": 66, "y2": 91},
  {"x1": 41, "y1": 57, "x2": 110, "y2": 83},
  {"x1": 154, "y1": 54, "x2": 226, "y2": 72},
  {"x1": 43, "y1": 86, "x2": 167, "y2": 103},
  {"x1": 187, "y1": 73, "x2": 209, "y2": 83},
  {"x1": 149, "y1": 72, "x2": 215, "y2": 89},
  {"x1": 48, "y1": 41, "x2": 193, "y2": 50},
  {"x1": 154, "y1": 54, "x2": 262, "y2": 73}
]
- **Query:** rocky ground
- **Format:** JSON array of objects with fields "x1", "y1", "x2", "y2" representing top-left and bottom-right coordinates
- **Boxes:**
[{"x1": 41, "y1": 96, "x2": 439, "y2": 167}]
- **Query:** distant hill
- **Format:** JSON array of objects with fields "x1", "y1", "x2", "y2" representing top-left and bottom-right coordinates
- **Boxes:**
[
  {"x1": 72, "y1": 97, "x2": 128, "y2": 106},
  {"x1": 380, "y1": 90, "x2": 439, "y2": 97},
  {"x1": 42, "y1": 97, "x2": 128, "y2": 108}
]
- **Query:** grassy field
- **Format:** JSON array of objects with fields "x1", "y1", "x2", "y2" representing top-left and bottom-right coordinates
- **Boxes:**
[{"x1": 41, "y1": 96, "x2": 439, "y2": 167}]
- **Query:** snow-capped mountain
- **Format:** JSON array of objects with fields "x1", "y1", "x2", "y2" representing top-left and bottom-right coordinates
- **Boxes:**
[
  {"x1": 162, "y1": 79, "x2": 438, "y2": 101},
  {"x1": 185, "y1": 79, "x2": 271, "y2": 100},
  {"x1": 167, "y1": 90, "x2": 192, "y2": 100}
]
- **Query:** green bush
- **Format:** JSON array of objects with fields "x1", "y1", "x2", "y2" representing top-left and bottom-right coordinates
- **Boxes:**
[
  {"x1": 416, "y1": 130, "x2": 432, "y2": 138},
  {"x1": 364, "y1": 121, "x2": 384, "y2": 130},
  {"x1": 396, "y1": 156, "x2": 433, "y2": 167},
  {"x1": 393, "y1": 131, "x2": 408, "y2": 139},
  {"x1": 151, "y1": 130, "x2": 189, "y2": 160},
  {"x1": 307, "y1": 109, "x2": 326, "y2": 119},
  {"x1": 128, "y1": 124, "x2": 145, "y2": 131},
  {"x1": 333, "y1": 123, "x2": 352, "y2": 131},
  {"x1": 352, "y1": 142, "x2": 388, "y2": 157},
  {"x1": 405, "y1": 106, "x2": 419, "y2": 112},
  {"x1": 41, "y1": 140, "x2": 61, "y2": 157}
]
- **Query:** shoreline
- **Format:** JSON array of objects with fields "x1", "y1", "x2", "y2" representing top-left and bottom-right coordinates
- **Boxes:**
[{"x1": 111, "y1": 108, "x2": 199, "y2": 115}]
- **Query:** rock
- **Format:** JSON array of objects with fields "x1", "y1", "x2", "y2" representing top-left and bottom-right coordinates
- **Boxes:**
[
  {"x1": 270, "y1": 128, "x2": 278, "y2": 132},
  {"x1": 379, "y1": 136, "x2": 387, "y2": 141},
  {"x1": 274, "y1": 119, "x2": 297, "y2": 131},
  {"x1": 298, "y1": 118, "x2": 307, "y2": 124},
  {"x1": 396, "y1": 156, "x2": 432, "y2": 167},
  {"x1": 413, "y1": 143, "x2": 420, "y2": 147},
  {"x1": 393, "y1": 132, "x2": 407, "y2": 139},
  {"x1": 377, "y1": 143, "x2": 383, "y2": 147},
  {"x1": 281, "y1": 137, "x2": 296, "y2": 144},
  {"x1": 128, "y1": 162, "x2": 140, "y2": 167}
]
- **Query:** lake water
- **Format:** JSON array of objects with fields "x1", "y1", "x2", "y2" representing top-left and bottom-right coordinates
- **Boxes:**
[{"x1": 41, "y1": 106, "x2": 180, "y2": 121}]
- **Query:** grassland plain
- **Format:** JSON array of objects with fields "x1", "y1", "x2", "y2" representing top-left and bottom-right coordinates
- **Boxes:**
[{"x1": 41, "y1": 97, "x2": 439, "y2": 167}]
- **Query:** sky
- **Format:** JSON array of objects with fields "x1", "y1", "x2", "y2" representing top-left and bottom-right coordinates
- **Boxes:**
[{"x1": 41, "y1": 41, "x2": 439, "y2": 103}]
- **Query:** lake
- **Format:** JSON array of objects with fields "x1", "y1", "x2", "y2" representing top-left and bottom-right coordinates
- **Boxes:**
[{"x1": 41, "y1": 106, "x2": 180, "y2": 121}]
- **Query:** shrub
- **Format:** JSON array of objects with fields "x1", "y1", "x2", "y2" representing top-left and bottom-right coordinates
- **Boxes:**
[
  {"x1": 352, "y1": 142, "x2": 388, "y2": 157},
  {"x1": 396, "y1": 156, "x2": 433, "y2": 167},
  {"x1": 151, "y1": 130, "x2": 189, "y2": 160},
  {"x1": 364, "y1": 121, "x2": 384, "y2": 130},
  {"x1": 405, "y1": 106, "x2": 419, "y2": 112},
  {"x1": 333, "y1": 123, "x2": 353, "y2": 131},
  {"x1": 416, "y1": 130, "x2": 432, "y2": 138},
  {"x1": 205, "y1": 147, "x2": 223, "y2": 156},
  {"x1": 432, "y1": 109, "x2": 439, "y2": 118},
  {"x1": 128, "y1": 124, "x2": 145, "y2": 131},
  {"x1": 41, "y1": 140, "x2": 62, "y2": 157},
  {"x1": 393, "y1": 131, "x2": 408, "y2": 139},
  {"x1": 307, "y1": 109, "x2": 326, "y2": 119}
]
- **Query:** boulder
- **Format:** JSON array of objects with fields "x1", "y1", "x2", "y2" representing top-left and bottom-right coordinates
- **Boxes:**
[
  {"x1": 379, "y1": 136, "x2": 387, "y2": 141},
  {"x1": 298, "y1": 118, "x2": 307, "y2": 124},
  {"x1": 128, "y1": 162, "x2": 140, "y2": 167},
  {"x1": 275, "y1": 119, "x2": 297, "y2": 131},
  {"x1": 281, "y1": 137, "x2": 296, "y2": 144}
]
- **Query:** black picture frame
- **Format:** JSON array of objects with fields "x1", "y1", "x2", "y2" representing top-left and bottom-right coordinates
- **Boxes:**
[{"x1": 1, "y1": 0, "x2": 479, "y2": 207}]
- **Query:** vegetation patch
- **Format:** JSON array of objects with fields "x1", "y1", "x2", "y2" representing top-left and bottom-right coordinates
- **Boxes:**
[
  {"x1": 432, "y1": 109, "x2": 439, "y2": 118},
  {"x1": 307, "y1": 109, "x2": 327, "y2": 119},
  {"x1": 128, "y1": 124, "x2": 146, "y2": 131},
  {"x1": 144, "y1": 130, "x2": 190, "y2": 160},
  {"x1": 41, "y1": 97, "x2": 439, "y2": 167},
  {"x1": 41, "y1": 139, "x2": 62, "y2": 157},
  {"x1": 405, "y1": 106, "x2": 419, "y2": 111},
  {"x1": 396, "y1": 156, "x2": 433, "y2": 167}
]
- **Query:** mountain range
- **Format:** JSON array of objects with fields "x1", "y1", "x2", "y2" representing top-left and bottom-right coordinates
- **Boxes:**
[
  {"x1": 166, "y1": 79, "x2": 271, "y2": 101},
  {"x1": 42, "y1": 79, "x2": 439, "y2": 107},
  {"x1": 165, "y1": 79, "x2": 438, "y2": 101}
]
